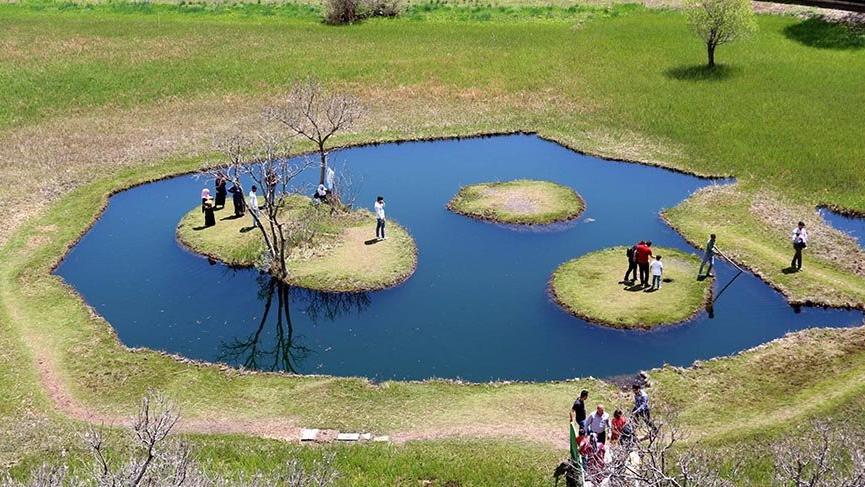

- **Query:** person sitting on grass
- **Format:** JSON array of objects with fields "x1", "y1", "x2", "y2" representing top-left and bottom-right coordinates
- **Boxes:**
[
  {"x1": 610, "y1": 409, "x2": 627, "y2": 445},
  {"x1": 374, "y1": 196, "x2": 386, "y2": 241},
  {"x1": 623, "y1": 241, "x2": 641, "y2": 283},
  {"x1": 635, "y1": 241, "x2": 653, "y2": 287},
  {"x1": 791, "y1": 221, "x2": 808, "y2": 271},
  {"x1": 649, "y1": 255, "x2": 663, "y2": 290},
  {"x1": 698, "y1": 233, "x2": 717, "y2": 278}
]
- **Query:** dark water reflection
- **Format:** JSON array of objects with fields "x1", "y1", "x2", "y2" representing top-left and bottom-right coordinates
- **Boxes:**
[{"x1": 55, "y1": 135, "x2": 863, "y2": 381}]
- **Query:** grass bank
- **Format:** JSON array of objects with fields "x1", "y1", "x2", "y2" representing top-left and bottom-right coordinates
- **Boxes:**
[
  {"x1": 176, "y1": 198, "x2": 418, "y2": 292},
  {"x1": 663, "y1": 184, "x2": 865, "y2": 309},
  {"x1": 550, "y1": 247, "x2": 712, "y2": 328},
  {"x1": 447, "y1": 179, "x2": 585, "y2": 225}
]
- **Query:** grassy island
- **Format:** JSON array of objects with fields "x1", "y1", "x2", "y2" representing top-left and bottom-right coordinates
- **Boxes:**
[
  {"x1": 447, "y1": 179, "x2": 584, "y2": 225},
  {"x1": 177, "y1": 198, "x2": 417, "y2": 292},
  {"x1": 550, "y1": 247, "x2": 712, "y2": 329}
]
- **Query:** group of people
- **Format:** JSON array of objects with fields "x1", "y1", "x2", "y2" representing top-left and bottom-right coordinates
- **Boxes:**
[
  {"x1": 199, "y1": 174, "x2": 259, "y2": 228},
  {"x1": 623, "y1": 241, "x2": 664, "y2": 290},
  {"x1": 568, "y1": 384, "x2": 653, "y2": 481}
]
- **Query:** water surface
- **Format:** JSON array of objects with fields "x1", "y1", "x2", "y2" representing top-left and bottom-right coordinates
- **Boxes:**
[{"x1": 56, "y1": 135, "x2": 863, "y2": 381}]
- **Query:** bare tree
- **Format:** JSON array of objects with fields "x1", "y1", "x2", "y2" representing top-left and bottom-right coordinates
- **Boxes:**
[
  {"x1": 3, "y1": 392, "x2": 338, "y2": 487},
  {"x1": 771, "y1": 422, "x2": 865, "y2": 487},
  {"x1": 264, "y1": 80, "x2": 362, "y2": 190},
  {"x1": 207, "y1": 132, "x2": 321, "y2": 280},
  {"x1": 686, "y1": 0, "x2": 756, "y2": 67}
]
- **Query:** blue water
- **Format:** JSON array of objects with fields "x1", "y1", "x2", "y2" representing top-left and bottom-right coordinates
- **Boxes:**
[
  {"x1": 819, "y1": 208, "x2": 865, "y2": 247},
  {"x1": 55, "y1": 135, "x2": 863, "y2": 381}
]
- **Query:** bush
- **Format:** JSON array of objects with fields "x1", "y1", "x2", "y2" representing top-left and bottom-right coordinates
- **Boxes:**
[{"x1": 324, "y1": 0, "x2": 401, "y2": 24}]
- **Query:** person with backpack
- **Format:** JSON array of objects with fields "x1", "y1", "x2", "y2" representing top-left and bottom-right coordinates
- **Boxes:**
[{"x1": 623, "y1": 242, "x2": 641, "y2": 283}]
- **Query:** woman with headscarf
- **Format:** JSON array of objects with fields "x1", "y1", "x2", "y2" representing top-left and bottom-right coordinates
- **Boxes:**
[{"x1": 201, "y1": 188, "x2": 216, "y2": 227}]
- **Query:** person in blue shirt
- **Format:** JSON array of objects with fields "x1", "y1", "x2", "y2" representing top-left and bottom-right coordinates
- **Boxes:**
[{"x1": 632, "y1": 384, "x2": 652, "y2": 429}]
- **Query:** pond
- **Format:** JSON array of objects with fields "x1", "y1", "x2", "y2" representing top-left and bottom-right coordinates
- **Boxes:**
[{"x1": 55, "y1": 135, "x2": 864, "y2": 382}]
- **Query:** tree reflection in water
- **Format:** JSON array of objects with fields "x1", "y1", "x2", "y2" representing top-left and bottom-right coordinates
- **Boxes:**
[{"x1": 218, "y1": 274, "x2": 371, "y2": 373}]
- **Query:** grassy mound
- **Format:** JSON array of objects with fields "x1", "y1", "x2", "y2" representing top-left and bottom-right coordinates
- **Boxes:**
[
  {"x1": 177, "y1": 198, "x2": 417, "y2": 292},
  {"x1": 663, "y1": 184, "x2": 865, "y2": 309},
  {"x1": 550, "y1": 247, "x2": 712, "y2": 329},
  {"x1": 447, "y1": 179, "x2": 584, "y2": 225}
]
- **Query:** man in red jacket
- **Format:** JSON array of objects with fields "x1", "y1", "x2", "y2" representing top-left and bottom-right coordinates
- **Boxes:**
[{"x1": 635, "y1": 241, "x2": 653, "y2": 287}]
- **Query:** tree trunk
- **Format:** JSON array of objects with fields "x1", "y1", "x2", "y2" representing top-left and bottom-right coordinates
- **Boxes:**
[
  {"x1": 318, "y1": 147, "x2": 327, "y2": 185},
  {"x1": 707, "y1": 43, "x2": 716, "y2": 68}
]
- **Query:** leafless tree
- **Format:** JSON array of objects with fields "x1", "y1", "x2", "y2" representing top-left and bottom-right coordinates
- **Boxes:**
[
  {"x1": 771, "y1": 421, "x2": 865, "y2": 487},
  {"x1": 207, "y1": 132, "x2": 323, "y2": 280},
  {"x1": 3, "y1": 392, "x2": 338, "y2": 487},
  {"x1": 264, "y1": 79, "x2": 362, "y2": 191}
]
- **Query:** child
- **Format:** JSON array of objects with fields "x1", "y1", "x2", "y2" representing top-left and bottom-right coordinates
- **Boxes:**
[
  {"x1": 650, "y1": 255, "x2": 663, "y2": 290},
  {"x1": 611, "y1": 409, "x2": 627, "y2": 444},
  {"x1": 374, "y1": 196, "x2": 386, "y2": 240}
]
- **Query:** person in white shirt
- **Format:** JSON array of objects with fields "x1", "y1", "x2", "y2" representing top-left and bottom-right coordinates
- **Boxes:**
[
  {"x1": 791, "y1": 221, "x2": 808, "y2": 271},
  {"x1": 248, "y1": 185, "x2": 260, "y2": 227},
  {"x1": 374, "y1": 196, "x2": 386, "y2": 240},
  {"x1": 649, "y1": 255, "x2": 664, "y2": 290},
  {"x1": 585, "y1": 404, "x2": 611, "y2": 444}
]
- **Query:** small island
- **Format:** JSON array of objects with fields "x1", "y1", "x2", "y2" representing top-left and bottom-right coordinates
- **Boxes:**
[
  {"x1": 177, "y1": 198, "x2": 417, "y2": 293},
  {"x1": 447, "y1": 179, "x2": 585, "y2": 225},
  {"x1": 550, "y1": 247, "x2": 713, "y2": 329}
]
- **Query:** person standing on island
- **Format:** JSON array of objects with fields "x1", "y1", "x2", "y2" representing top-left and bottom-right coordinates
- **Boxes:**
[
  {"x1": 649, "y1": 255, "x2": 663, "y2": 290},
  {"x1": 791, "y1": 221, "x2": 808, "y2": 271},
  {"x1": 635, "y1": 241, "x2": 653, "y2": 287},
  {"x1": 624, "y1": 241, "x2": 641, "y2": 283},
  {"x1": 374, "y1": 196, "x2": 386, "y2": 241},
  {"x1": 201, "y1": 190, "x2": 216, "y2": 228},
  {"x1": 228, "y1": 183, "x2": 245, "y2": 217},
  {"x1": 698, "y1": 234, "x2": 717, "y2": 278},
  {"x1": 214, "y1": 173, "x2": 227, "y2": 209},
  {"x1": 569, "y1": 389, "x2": 589, "y2": 431},
  {"x1": 248, "y1": 185, "x2": 260, "y2": 228}
]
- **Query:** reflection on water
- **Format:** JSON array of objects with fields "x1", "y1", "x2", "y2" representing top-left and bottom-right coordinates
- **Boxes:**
[{"x1": 55, "y1": 135, "x2": 865, "y2": 381}]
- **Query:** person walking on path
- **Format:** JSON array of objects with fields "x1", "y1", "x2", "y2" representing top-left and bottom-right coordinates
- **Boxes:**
[
  {"x1": 635, "y1": 241, "x2": 653, "y2": 287},
  {"x1": 632, "y1": 384, "x2": 653, "y2": 429},
  {"x1": 374, "y1": 196, "x2": 386, "y2": 240},
  {"x1": 248, "y1": 185, "x2": 260, "y2": 228},
  {"x1": 624, "y1": 242, "x2": 641, "y2": 283},
  {"x1": 698, "y1": 234, "x2": 717, "y2": 278},
  {"x1": 585, "y1": 404, "x2": 611, "y2": 444},
  {"x1": 650, "y1": 255, "x2": 664, "y2": 290},
  {"x1": 569, "y1": 390, "x2": 589, "y2": 432},
  {"x1": 791, "y1": 221, "x2": 808, "y2": 271}
]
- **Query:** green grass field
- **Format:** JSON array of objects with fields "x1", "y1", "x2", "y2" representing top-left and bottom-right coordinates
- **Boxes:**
[{"x1": 3, "y1": 0, "x2": 865, "y2": 484}]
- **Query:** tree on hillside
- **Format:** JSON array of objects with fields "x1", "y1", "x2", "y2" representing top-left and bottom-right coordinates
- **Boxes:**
[
  {"x1": 686, "y1": 0, "x2": 756, "y2": 67},
  {"x1": 265, "y1": 80, "x2": 362, "y2": 196}
]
